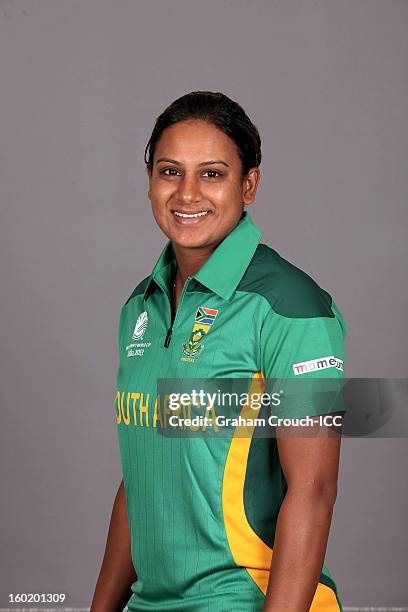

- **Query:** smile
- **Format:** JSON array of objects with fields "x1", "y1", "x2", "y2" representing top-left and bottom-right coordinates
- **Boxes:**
[{"x1": 172, "y1": 210, "x2": 211, "y2": 218}]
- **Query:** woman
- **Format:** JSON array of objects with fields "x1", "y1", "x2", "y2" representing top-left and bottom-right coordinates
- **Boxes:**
[{"x1": 91, "y1": 91, "x2": 346, "y2": 612}]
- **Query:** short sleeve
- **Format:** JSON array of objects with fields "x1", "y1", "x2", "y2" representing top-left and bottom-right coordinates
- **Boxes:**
[{"x1": 260, "y1": 300, "x2": 347, "y2": 419}]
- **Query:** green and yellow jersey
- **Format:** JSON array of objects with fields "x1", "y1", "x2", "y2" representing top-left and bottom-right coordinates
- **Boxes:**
[{"x1": 115, "y1": 211, "x2": 346, "y2": 611}]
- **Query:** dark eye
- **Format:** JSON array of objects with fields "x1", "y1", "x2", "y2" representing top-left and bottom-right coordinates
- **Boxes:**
[
  {"x1": 203, "y1": 169, "x2": 222, "y2": 178},
  {"x1": 161, "y1": 168, "x2": 181, "y2": 176}
]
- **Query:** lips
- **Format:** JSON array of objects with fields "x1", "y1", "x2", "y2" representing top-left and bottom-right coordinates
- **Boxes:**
[
  {"x1": 171, "y1": 210, "x2": 211, "y2": 218},
  {"x1": 171, "y1": 209, "x2": 212, "y2": 224}
]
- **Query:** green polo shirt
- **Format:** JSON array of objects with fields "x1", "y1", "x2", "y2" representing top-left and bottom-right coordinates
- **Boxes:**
[{"x1": 115, "y1": 211, "x2": 346, "y2": 611}]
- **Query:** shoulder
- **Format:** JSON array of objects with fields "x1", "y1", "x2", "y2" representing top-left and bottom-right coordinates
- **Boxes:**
[
  {"x1": 123, "y1": 275, "x2": 151, "y2": 307},
  {"x1": 238, "y1": 243, "x2": 335, "y2": 319}
]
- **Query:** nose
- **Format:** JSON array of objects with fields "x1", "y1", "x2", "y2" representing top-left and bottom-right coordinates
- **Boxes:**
[{"x1": 176, "y1": 173, "x2": 202, "y2": 204}]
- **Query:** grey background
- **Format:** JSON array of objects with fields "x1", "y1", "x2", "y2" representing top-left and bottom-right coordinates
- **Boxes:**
[{"x1": 1, "y1": 0, "x2": 407, "y2": 608}]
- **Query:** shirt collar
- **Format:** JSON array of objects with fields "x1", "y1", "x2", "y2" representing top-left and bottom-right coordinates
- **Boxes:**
[{"x1": 142, "y1": 210, "x2": 263, "y2": 302}]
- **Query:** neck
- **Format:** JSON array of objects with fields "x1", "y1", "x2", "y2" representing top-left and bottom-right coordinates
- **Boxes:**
[{"x1": 173, "y1": 243, "x2": 219, "y2": 286}]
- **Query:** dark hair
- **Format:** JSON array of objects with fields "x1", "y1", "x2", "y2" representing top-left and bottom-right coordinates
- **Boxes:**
[{"x1": 144, "y1": 91, "x2": 261, "y2": 178}]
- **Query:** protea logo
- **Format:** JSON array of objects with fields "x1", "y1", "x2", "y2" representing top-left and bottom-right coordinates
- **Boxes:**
[
  {"x1": 181, "y1": 306, "x2": 219, "y2": 362},
  {"x1": 132, "y1": 310, "x2": 148, "y2": 340}
]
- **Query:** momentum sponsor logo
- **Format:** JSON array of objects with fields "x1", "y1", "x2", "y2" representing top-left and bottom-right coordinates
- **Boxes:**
[{"x1": 292, "y1": 355, "x2": 344, "y2": 375}]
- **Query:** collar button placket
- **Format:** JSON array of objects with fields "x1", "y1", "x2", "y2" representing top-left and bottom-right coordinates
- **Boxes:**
[{"x1": 163, "y1": 276, "x2": 191, "y2": 348}]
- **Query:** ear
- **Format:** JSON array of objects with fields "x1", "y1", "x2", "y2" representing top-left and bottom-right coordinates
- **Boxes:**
[
  {"x1": 147, "y1": 166, "x2": 152, "y2": 199},
  {"x1": 242, "y1": 167, "x2": 261, "y2": 205}
]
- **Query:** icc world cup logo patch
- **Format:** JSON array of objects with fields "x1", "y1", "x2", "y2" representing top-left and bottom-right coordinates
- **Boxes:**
[{"x1": 181, "y1": 306, "x2": 219, "y2": 361}]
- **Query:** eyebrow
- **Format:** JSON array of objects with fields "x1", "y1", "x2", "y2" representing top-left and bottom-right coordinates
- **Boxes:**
[{"x1": 156, "y1": 157, "x2": 229, "y2": 168}]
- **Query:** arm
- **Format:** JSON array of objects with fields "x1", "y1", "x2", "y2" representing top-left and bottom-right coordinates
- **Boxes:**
[
  {"x1": 259, "y1": 289, "x2": 347, "y2": 610},
  {"x1": 90, "y1": 479, "x2": 137, "y2": 612},
  {"x1": 262, "y1": 426, "x2": 341, "y2": 612}
]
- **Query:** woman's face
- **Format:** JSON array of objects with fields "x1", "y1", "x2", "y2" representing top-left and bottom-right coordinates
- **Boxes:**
[{"x1": 147, "y1": 119, "x2": 260, "y2": 251}]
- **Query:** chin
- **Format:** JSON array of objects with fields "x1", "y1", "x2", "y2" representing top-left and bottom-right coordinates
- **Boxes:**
[
  {"x1": 173, "y1": 238, "x2": 207, "y2": 248},
  {"x1": 171, "y1": 233, "x2": 211, "y2": 248}
]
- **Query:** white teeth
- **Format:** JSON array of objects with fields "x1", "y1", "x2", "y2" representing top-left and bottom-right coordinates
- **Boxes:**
[{"x1": 173, "y1": 210, "x2": 210, "y2": 218}]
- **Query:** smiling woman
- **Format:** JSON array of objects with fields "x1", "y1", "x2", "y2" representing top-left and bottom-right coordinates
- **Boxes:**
[
  {"x1": 91, "y1": 91, "x2": 347, "y2": 612},
  {"x1": 145, "y1": 110, "x2": 260, "y2": 273}
]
